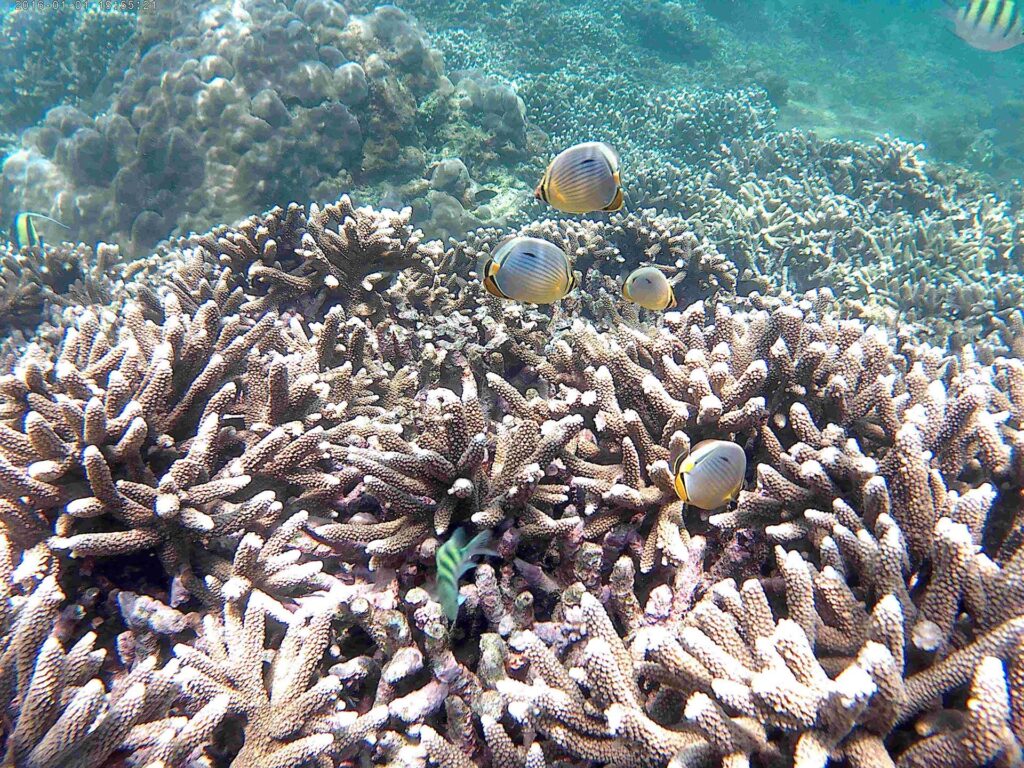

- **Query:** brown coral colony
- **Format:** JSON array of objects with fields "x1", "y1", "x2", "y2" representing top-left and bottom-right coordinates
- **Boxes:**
[{"x1": 0, "y1": 189, "x2": 1022, "y2": 767}]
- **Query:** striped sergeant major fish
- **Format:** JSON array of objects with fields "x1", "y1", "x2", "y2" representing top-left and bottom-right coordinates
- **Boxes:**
[
  {"x1": 432, "y1": 527, "x2": 495, "y2": 622},
  {"x1": 10, "y1": 212, "x2": 69, "y2": 250},
  {"x1": 943, "y1": 0, "x2": 1024, "y2": 51}
]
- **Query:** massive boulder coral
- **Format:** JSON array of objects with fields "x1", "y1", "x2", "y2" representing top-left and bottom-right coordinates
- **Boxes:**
[
  {"x1": 1, "y1": 0, "x2": 523, "y2": 254},
  {"x1": 0, "y1": 6, "x2": 136, "y2": 133}
]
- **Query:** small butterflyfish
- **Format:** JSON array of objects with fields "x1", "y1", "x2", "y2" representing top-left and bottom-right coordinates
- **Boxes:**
[
  {"x1": 622, "y1": 266, "x2": 678, "y2": 311},
  {"x1": 673, "y1": 439, "x2": 747, "y2": 510}
]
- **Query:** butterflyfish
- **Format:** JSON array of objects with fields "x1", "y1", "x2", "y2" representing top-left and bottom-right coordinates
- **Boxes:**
[
  {"x1": 477, "y1": 236, "x2": 577, "y2": 304},
  {"x1": 673, "y1": 439, "x2": 746, "y2": 510},
  {"x1": 622, "y1": 266, "x2": 677, "y2": 311},
  {"x1": 944, "y1": 0, "x2": 1024, "y2": 51},
  {"x1": 11, "y1": 212, "x2": 69, "y2": 250},
  {"x1": 432, "y1": 527, "x2": 494, "y2": 622},
  {"x1": 535, "y1": 141, "x2": 624, "y2": 214}
]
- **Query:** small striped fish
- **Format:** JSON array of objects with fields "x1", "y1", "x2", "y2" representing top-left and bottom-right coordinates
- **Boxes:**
[
  {"x1": 623, "y1": 266, "x2": 677, "y2": 311},
  {"x1": 10, "y1": 211, "x2": 68, "y2": 250},
  {"x1": 535, "y1": 141, "x2": 624, "y2": 214},
  {"x1": 433, "y1": 528, "x2": 493, "y2": 622},
  {"x1": 944, "y1": 0, "x2": 1024, "y2": 51},
  {"x1": 673, "y1": 439, "x2": 746, "y2": 510},
  {"x1": 477, "y1": 236, "x2": 577, "y2": 305}
]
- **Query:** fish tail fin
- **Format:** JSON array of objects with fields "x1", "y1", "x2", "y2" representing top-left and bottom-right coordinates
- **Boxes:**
[
  {"x1": 603, "y1": 186, "x2": 625, "y2": 212},
  {"x1": 672, "y1": 452, "x2": 689, "y2": 502},
  {"x1": 456, "y1": 530, "x2": 494, "y2": 576}
]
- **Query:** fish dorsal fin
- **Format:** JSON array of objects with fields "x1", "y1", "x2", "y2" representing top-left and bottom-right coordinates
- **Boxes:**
[
  {"x1": 21, "y1": 212, "x2": 69, "y2": 229},
  {"x1": 490, "y1": 235, "x2": 519, "y2": 262}
]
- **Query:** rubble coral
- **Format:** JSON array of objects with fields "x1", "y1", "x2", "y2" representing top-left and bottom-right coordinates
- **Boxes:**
[{"x1": 0, "y1": 192, "x2": 1022, "y2": 767}]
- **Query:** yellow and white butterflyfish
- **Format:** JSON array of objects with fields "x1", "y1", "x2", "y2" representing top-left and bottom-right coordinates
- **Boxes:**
[
  {"x1": 535, "y1": 141, "x2": 624, "y2": 214},
  {"x1": 477, "y1": 236, "x2": 577, "y2": 305},
  {"x1": 673, "y1": 439, "x2": 746, "y2": 510},
  {"x1": 622, "y1": 266, "x2": 677, "y2": 311}
]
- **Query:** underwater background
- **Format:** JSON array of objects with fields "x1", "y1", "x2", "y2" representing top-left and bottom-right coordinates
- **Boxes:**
[{"x1": 0, "y1": 1, "x2": 1023, "y2": 767}]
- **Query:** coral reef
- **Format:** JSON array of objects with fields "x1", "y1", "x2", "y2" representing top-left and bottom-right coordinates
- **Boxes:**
[
  {"x1": 0, "y1": 6, "x2": 136, "y2": 133},
  {"x1": 1, "y1": 3, "x2": 1024, "y2": 766},
  {"x1": 0, "y1": 193, "x2": 1022, "y2": 767},
  {"x1": 1, "y1": 0, "x2": 527, "y2": 254}
]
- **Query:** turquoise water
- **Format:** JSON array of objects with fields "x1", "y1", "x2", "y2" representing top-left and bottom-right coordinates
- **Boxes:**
[{"x1": 1, "y1": 3, "x2": 1023, "y2": 768}]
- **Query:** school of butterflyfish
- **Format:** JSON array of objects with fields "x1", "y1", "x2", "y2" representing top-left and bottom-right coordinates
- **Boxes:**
[{"x1": 21, "y1": 44, "x2": 1011, "y2": 616}]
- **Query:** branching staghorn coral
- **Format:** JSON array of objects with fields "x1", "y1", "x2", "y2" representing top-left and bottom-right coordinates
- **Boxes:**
[
  {"x1": 175, "y1": 587, "x2": 389, "y2": 768},
  {"x1": 0, "y1": 193, "x2": 1021, "y2": 767},
  {"x1": 195, "y1": 195, "x2": 442, "y2": 318},
  {"x1": 309, "y1": 365, "x2": 585, "y2": 562},
  {"x1": 0, "y1": 288, "x2": 343, "y2": 605},
  {"x1": 0, "y1": 533, "x2": 192, "y2": 768},
  {"x1": 0, "y1": 241, "x2": 128, "y2": 337}
]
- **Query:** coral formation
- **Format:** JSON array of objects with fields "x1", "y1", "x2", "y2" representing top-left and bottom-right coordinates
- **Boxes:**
[
  {"x1": 0, "y1": 6, "x2": 136, "y2": 133},
  {"x1": 1, "y1": 192, "x2": 1022, "y2": 766},
  {"x1": 1, "y1": 0, "x2": 525, "y2": 254},
  {"x1": 2, "y1": 3, "x2": 1024, "y2": 767}
]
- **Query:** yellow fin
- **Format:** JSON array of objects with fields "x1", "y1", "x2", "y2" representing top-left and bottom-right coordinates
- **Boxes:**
[{"x1": 674, "y1": 470, "x2": 688, "y2": 502}]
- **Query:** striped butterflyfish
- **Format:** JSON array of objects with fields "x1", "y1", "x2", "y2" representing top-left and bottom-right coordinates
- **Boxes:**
[
  {"x1": 10, "y1": 212, "x2": 68, "y2": 250},
  {"x1": 622, "y1": 266, "x2": 677, "y2": 311},
  {"x1": 535, "y1": 141, "x2": 624, "y2": 214},
  {"x1": 432, "y1": 527, "x2": 494, "y2": 622},
  {"x1": 673, "y1": 439, "x2": 746, "y2": 510},
  {"x1": 944, "y1": 0, "x2": 1024, "y2": 51},
  {"x1": 477, "y1": 236, "x2": 577, "y2": 304}
]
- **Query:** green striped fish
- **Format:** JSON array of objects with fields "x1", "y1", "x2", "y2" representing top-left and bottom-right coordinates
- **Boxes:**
[
  {"x1": 432, "y1": 527, "x2": 493, "y2": 622},
  {"x1": 10, "y1": 212, "x2": 68, "y2": 250},
  {"x1": 944, "y1": 0, "x2": 1024, "y2": 51}
]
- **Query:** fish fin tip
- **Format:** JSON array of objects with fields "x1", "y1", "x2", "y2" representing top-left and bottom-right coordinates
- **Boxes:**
[{"x1": 603, "y1": 187, "x2": 625, "y2": 212}]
